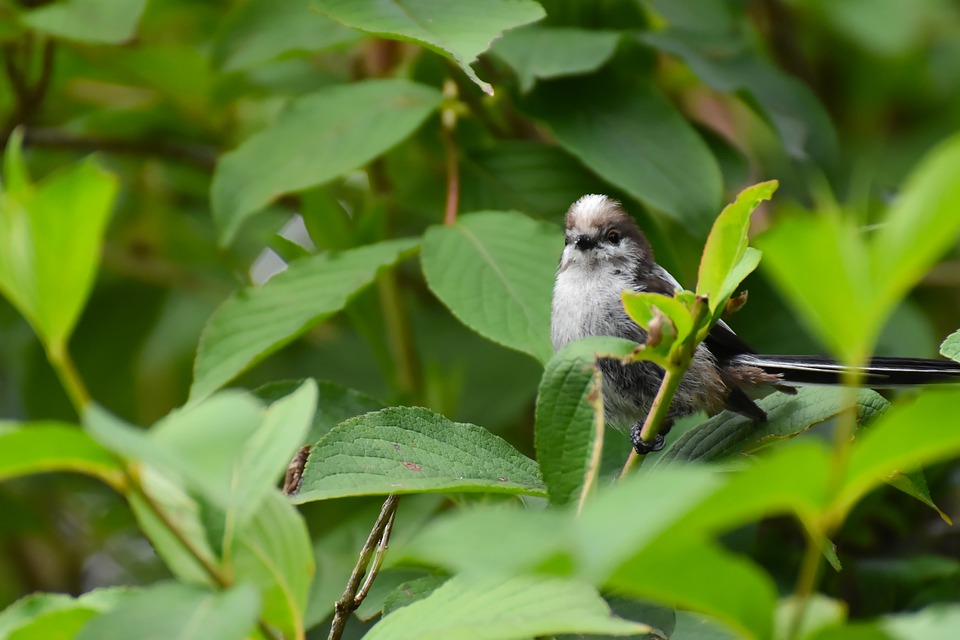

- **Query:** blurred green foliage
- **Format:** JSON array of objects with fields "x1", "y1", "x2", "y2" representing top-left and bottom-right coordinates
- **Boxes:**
[{"x1": 1, "y1": 0, "x2": 960, "y2": 638}]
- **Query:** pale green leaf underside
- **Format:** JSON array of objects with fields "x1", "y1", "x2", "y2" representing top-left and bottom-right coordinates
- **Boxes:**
[{"x1": 940, "y1": 328, "x2": 960, "y2": 363}]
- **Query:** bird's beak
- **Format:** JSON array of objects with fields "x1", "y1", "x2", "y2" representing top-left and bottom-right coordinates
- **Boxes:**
[{"x1": 574, "y1": 235, "x2": 597, "y2": 251}]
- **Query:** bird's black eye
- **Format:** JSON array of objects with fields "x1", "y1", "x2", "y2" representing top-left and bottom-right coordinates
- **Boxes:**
[{"x1": 606, "y1": 229, "x2": 622, "y2": 244}]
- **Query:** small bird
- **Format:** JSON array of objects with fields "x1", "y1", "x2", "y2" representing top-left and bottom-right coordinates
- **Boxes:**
[{"x1": 550, "y1": 194, "x2": 960, "y2": 454}]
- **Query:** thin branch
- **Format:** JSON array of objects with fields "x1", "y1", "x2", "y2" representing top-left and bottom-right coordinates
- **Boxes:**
[
  {"x1": 441, "y1": 79, "x2": 460, "y2": 226},
  {"x1": 328, "y1": 495, "x2": 401, "y2": 640},
  {"x1": 21, "y1": 127, "x2": 218, "y2": 171}
]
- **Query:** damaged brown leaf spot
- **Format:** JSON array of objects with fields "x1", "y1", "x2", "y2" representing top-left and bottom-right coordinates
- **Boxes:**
[
  {"x1": 646, "y1": 311, "x2": 664, "y2": 347},
  {"x1": 402, "y1": 461, "x2": 423, "y2": 471}
]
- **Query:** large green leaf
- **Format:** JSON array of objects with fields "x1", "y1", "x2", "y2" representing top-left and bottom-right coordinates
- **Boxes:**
[
  {"x1": 0, "y1": 132, "x2": 117, "y2": 359},
  {"x1": 190, "y1": 238, "x2": 418, "y2": 402},
  {"x1": 535, "y1": 337, "x2": 637, "y2": 506},
  {"x1": 657, "y1": 387, "x2": 889, "y2": 464},
  {"x1": 211, "y1": 80, "x2": 441, "y2": 243},
  {"x1": 871, "y1": 133, "x2": 960, "y2": 312},
  {"x1": 523, "y1": 71, "x2": 723, "y2": 234},
  {"x1": 421, "y1": 212, "x2": 557, "y2": 364},
  {"x1": 0, "y1": 421, "x2": 124, "y2": 489},
  {"x1": 74, "y1": 583, "x2": 259, "y2": 640},
  {"x1": 640, "y1": 28, "x2": 837, "y2": 166},
  {"x1": 21, "y1": 0, "x2": 147, "y2": 44},
  {"x1": 836, "y1": 387, "x2": 960, "y2": 519},
  {"x1": 458, "y1": 141, "x2": 610, "y2": 217},
  {"x1": 365, "y1": 575, "x2": 648, "y2": 640},
  {"x1": 212, "y1": 0, "x2": 359, "y2": 71},
  {"x1": 0, "y1": 588, "x2": 132, "y2": 640},
  {"x1": 228, "y1": 491, "x2": 314, "y2": 640},
  {"x1": 490, "y1": 26, "x2": 620, "y2": 92},
  {"x1": 293, "y1": 406, "x2": 545, "y2": 502},
  {"x1": 608, "y1": 538, "x2": 776, "y2": 640},
  {"x1": 758, "y1": 133, "x2": 960, "y2": 364},
  {"x1": 757, "y1": 215, "x2": 877, "y2": 363},
  {"x1": 313, "y1": 0, "x2": 546, "y2": 95},
  {"x1": 87, "y1": 383, "x2": 315, "y2": 526}
]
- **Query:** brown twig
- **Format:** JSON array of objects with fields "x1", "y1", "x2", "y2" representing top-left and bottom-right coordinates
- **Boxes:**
[
  {"x1": 441, "y1": 79, "x2": 460, "y2": 226},
  {"x1": 22, "y1": 127, "x2": 218, "y2": 171},
  {"x1": 328, "y1": 495, "x2": 401, "y2": 640}
]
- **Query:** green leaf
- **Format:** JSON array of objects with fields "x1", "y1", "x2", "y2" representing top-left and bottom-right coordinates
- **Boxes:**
[
  {"x1": 254, "y1": 379, "x2": 382, "y2": 446},
  {"x1": 74, "y1": 583, "x2": 259, "y2": 640},
  {"x1": 313, "y1": 0, "x2": 546, "y2": 95},
  {"x1": 293, "y1": 406, "x2": 545, "y2": 502},
  {"x1": 836, "y1": 387, "x2": 960, "y2": 519},
  {"x1": 697, "y1": 181, "x2": 777, "y2": 314},
  {"x1": 0, "y1": 421, "x2": 124, "y2": 489},
  {"x1": 756, "y1": 215, "x2": 877, "y2": 362},
  {"x1": 381, "y1": 575, "x2": 449, "y2": 618},
  {"x1": 458, "y1": 141, "x2": 610, "y2": 217},
  {"x1": 887, "y1": 471, "x2": 951, "y2": 524},
  {"x1": 669, "y1": 442, "x2": 830, "y2": 538},
  {"x1": 621, "y1": 291, "x2": 691, "y2": 348},
  {"x1": 490, "y1": 26, "x2": 620, "y2": 92},
  {"x1": 190, "y1": 238, "x2": 418, "y2": 403},
  {"x1": 639, "y1": 29, "x2": 837, "y2": 166},
  {"x1": 212, "y1": 0, "x2": 360, "y2": 71},
  {"x1": 523, "y1": 71, "x2": 722, "y2": 234},
  {"x1": 127, "y1": 467, "x2": 220, "y2": 585},
  {"x1": 421, "y1": 212, "x2": 557, "y2": 364},
  {"x1": 775, "y1": 595, "x2": 847, "y2": 640},
  {"x1": 872, "y1": 133, "x2": 960, "y2": 314},
  {"x1": 211, "y1": 80, "x2": 441, "y2": 244},
  {"x1": 881, "y1": 604, "x2": 960, "y2": 640},
  {"x1": 87, "y1": 383, "x2": 315, "y2": 524},
  {"x1": 608, "y1": 538, "x2": 776, "y2": 640},
  {"x1": 0, "y1": 588, "x2": 131, "y2": 640},
  {"x1": 21, "y1": 0, "x2": 147, "y2": 44},
  {"x1": 365, "y1": 574, "x2": 649, "y2": 640},
  {"x1": 657, "y1": 387, "x2": 889, "y2": 464},
  {"x1": 535, "y1": 337, "x2": 637, "y2": 506},
  {"x1": 228, "y1": 380, "x2": 316, "y2": 522},
  {"x1": 759, "y1": 134, "x2": 960, "y2": 363},
  {"x1": 229, "y1": 491, "x2": 314, "y2": 640},
  {"x1": 941, "y1": 329, "x2": 960, "y2": 363},
  {"x1": 0, "y1": 132, "x2": 118, "y2": 357},
  {"x1": 395, "y1": 506, "x2": 569, "y2": 576}
]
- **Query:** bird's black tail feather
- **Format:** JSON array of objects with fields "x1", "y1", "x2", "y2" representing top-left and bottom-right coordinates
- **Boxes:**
[{"x1": 732, "y1": 354, "x2": 960, "y2": 387}]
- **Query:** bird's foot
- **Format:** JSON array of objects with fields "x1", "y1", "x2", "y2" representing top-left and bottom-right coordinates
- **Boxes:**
[{"x1": 630, "y1": 422, "x2": 665, "y2": 455}]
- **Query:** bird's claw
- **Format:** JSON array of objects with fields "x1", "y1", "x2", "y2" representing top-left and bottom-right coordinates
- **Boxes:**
[{"x1": 630, "y1": 424, "x2": 665, "y2": 455}]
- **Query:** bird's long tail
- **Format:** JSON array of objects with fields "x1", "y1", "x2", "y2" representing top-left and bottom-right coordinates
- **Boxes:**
[{"x1": 732, "y1": 354, "x2": 960, "y2": 387}]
